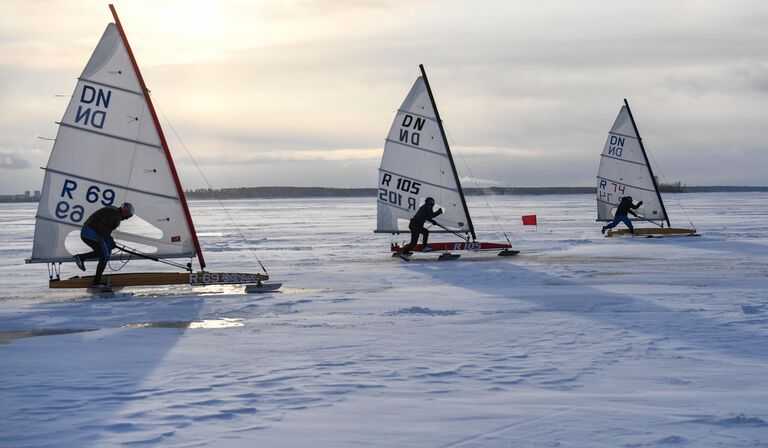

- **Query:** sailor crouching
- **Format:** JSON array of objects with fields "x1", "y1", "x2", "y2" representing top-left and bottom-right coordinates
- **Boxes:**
[
  {"x1": 401, "y1": 197, "x2": 443, "y2": 255},
  {"x1": 73, "y1": 202, "x2": 134, "y2": 287}
]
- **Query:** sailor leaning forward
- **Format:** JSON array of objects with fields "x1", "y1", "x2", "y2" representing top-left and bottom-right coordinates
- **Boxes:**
[{"x1": 73, "y1": 203, "x2": 134, "y2": 287}]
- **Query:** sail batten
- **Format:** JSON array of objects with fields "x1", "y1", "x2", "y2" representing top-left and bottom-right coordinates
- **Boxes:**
[
  {"x1": 606, "y1": 131, "x2": 638, "y2": 140},
  {"x1": 383, "y1": 138, "x2": 450, "y2": 158},
  {"x1": 42, "y1": 168, "x2": 180, "y2": 201},
  {"x1": 378, "y1": 169, "x2": 459, "y2": 192},
  {"x1": 57, "y1": 122, "x2": 163, "y2": 150},
  {"x1": 395, "y1": 109, "x2": 438, "y2": 122},
  {"x1": 596, "y1": 176, "x2": 657, "y2": 193},
  {"x1": 77, "y1": 78, "x2": 143, "y2": 96},
  {"x1": 599, "y1": 153, "x2": 647, "y2": 167},
  {"x1": 30, "y1": 252, "x2": 195, "y2": 264}
]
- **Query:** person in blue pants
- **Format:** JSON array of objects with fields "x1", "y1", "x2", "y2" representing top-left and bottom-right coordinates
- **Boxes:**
[
  {"x1": 602, "y1": 196, "x2": 643, "y2": 235},
  {"x1": 73, "y1": 203, "x2": 134, "y2": 287}
]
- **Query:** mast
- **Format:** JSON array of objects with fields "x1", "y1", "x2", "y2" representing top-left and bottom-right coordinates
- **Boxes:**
[
  {"x1": 623, "y1": 98, "x2": 671, "y2": 228},
  {"x1": 419, "y1": 64, "x2": 477, "y2": 241},
  {"x1": 109, "y1": 4, "x2": 206, "y2": 268}
]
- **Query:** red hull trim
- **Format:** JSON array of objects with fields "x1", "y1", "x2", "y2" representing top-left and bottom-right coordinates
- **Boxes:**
[{"x1": 391, "y1": 242, "x2": 512, "y2": 253}]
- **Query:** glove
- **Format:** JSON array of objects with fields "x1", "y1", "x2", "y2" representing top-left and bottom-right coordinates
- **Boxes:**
[
  {"x1": 106, "y1": 236, "x2": 116, "y2": 251},
  {"x1": 637, "y1": 201, "x2": 643, "y2": 206},
  {"x1": 435, "y1": 208, "x2": 443, "y2": 216}
]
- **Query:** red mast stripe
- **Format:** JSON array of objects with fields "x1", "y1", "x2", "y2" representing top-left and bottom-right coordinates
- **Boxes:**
[{"x1": 108, "y1": 4, "x2": 206, "y2": 269}]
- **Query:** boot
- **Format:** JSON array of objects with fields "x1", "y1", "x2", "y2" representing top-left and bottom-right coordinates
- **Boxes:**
[{"x1": 73, "y1": 254, "x2": 86, "y2": 271}]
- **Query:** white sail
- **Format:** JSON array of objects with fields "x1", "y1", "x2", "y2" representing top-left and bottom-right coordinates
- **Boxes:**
[
  {"x1": 596, "y1": 105, "x2": 667, "y2": 223},
  {"x1": 30, "y1": 23, "x2": 198, "y2": 263},
  {"x1": 376, "y1": 76, "x2": 471, "y2": 234}
]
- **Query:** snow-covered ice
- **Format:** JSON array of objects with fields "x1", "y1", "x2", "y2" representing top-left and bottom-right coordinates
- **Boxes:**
[{"x1": 1, "y1": 193, "x2": 767, "y2": 447}]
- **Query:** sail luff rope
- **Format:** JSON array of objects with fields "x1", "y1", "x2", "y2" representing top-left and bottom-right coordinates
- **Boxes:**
[
  {"x1": 443, "y1": 126, "x2": 515, "y2": 245},
  {"x1": 123, "y1": 93, "x2": 145, "y2": 207},
  {"x1": 154, "y1": 101, "x2": 269, "y2": 275},
  {"x1": 104, "y1": 77, "x2": 141, "y2": 273}
]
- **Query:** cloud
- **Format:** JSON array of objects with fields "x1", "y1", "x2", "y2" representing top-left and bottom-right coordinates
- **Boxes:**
[
  {"x1": 0, "y1": 151, "x2": 31, "y2": 169},
  {"x1": 256, "y1": 148, "x2": 381, "y2": 161},
  {"x1": 261, "y1": 0, "x2": 421, "y2": 19},
  {"x1": 451, "y1": 146, "x2": 543, "y2": 158},
  {"x1": 2, "y1": 0, "x2": 768, "y2": 192},
  {"x1": 178, "y1": 148, "x2": 382, "y2": 165},
  {"x1": 459, "y1": 176, "x2": 505, "y2": 187}
]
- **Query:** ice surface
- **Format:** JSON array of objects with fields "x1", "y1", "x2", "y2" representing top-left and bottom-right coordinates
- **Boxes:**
[{"x1": 1, "y1": 193, "x2": 767, "y2": 447}]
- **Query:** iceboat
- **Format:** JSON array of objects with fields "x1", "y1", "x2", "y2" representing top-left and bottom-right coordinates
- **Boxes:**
[
  {"x1": 375, "y1": 65, "x2": 519, "y2": 259},
  {"x1": 597, "y1": 100, "x2": 698, "y2": 237},
  {"x1": 26, "y1": 5, "x2": 279, "y2": 293}
]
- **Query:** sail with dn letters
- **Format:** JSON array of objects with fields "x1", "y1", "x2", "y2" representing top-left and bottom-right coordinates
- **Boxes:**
[
  {"x1": 29, "y1": 20, "x2": 201, "y2": 265},
  {"x1": 596, "y1": 99, "x2": 697, "y2": 237},
  {"x1": 375, "y1": 64, "x2": 518, "y2": 258},
  {"x1": 27, "y1": 5, "x2": 278, "y2": 291},
  {"x1": 376, "y1": 70, "x2": 471, "y2": 236}
]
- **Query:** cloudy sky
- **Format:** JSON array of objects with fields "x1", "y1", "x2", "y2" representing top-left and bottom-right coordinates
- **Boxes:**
[{"x1": 1, "y1": 0, "x2": 766, "y2": 194}]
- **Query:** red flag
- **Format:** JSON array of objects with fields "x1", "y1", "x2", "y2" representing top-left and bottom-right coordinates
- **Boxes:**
[{"x1": 521, "y1": 215, "x2": 537, "y2": 226}]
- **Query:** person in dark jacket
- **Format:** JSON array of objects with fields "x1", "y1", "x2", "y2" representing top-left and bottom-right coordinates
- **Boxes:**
[
  {"x1": 602, "y1": 196, "x2": 643, "y2": 235},
  {"x1": 401, "y1": 197, "x2": 443, "y2": 256},
  {"x1": 73, "y1": 202, "x2": 134, "y2": 287}
]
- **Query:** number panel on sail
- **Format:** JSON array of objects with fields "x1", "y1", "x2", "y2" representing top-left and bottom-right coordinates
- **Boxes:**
[{"x1": 33, "y1": 161, "x2": 195, "y2": 263}]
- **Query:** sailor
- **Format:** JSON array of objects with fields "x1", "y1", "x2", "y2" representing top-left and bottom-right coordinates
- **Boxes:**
[
  {"x1": 73, "y1": 202, "x2": 134, "y2": 287},
  {"x1": 602, "y1": 196, "x2": 642, "y2": 235},
  {"x1": 401, "y1": 197, "x2": 443, "y2": 256}
]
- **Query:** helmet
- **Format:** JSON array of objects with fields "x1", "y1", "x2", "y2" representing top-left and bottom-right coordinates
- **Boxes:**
[
  {"x1": 425, "y1": 197, "x2": 435, "y2": 205},
  {"x1": 120, "y1": 202, "x2": 134, "y2": 218}
]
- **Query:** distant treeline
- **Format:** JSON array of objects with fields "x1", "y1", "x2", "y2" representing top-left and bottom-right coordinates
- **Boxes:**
[
  {"x1": 184, "y1": 186, "x2": 598, "y2": 200},
  {"x1": 183, "y1": 185, "x2": 768, "y2": 200},
  {"x1": 186, "y1": 187, "x2": 377, "y2": 199},
  {"x1": 2, "y1": 185, "x2": 766, "y2": 203},
  {"x1": 0, "y1": 196, "x2": 39, "y2": 203},
  {"x1": 683, "y1": 186, "x2": 768, "y2": 192}
]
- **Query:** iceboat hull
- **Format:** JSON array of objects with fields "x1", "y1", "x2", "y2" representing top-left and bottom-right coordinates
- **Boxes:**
[
  {"x1": 50, "y1": 271, "x2": 269, "y2": 289},
  {"x1": 606, "y1": 227, "x2": 699, "y2": 237}
]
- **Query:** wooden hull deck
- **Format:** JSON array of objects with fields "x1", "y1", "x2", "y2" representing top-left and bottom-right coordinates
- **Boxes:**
[
  {"x1": 50, "y1": 271, "x2": 269, "y2": 289},
  {"x1": 391, "y1": 241, "x2": 518, "y2": 256},
  {"x1": 606, "y1": 227, "x2": 699, "y2": 237}
]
